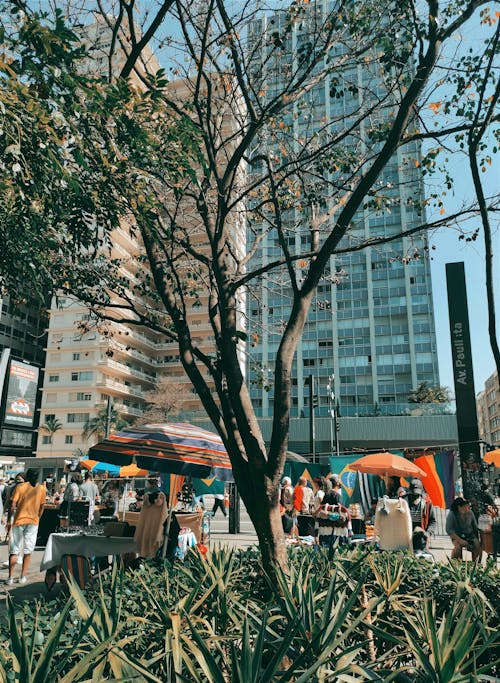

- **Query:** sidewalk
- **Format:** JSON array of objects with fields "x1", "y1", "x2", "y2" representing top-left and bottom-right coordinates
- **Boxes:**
[{"x1": 0, "y1": 522, "x2": 488, "y2": 606}]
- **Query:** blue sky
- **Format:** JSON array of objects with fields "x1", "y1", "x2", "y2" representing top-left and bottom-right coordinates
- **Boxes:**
[
  {"x1": 430, "y1": 161, "x2": 499, "y2": 394},
  {"x1": 425, "y1": 14, "x2": 499, "y2": 396}
]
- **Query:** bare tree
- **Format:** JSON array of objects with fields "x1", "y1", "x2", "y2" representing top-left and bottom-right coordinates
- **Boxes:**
[{"x1": 141, "y1": 375, "x2": 192, "y2": 422}]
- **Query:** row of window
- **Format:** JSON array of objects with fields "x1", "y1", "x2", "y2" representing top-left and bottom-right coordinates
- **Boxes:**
[{"x1": 49, "y1": 371, "x2": 94, "y2": 382}]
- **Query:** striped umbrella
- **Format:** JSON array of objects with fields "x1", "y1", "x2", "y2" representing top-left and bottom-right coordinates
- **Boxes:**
[
  {"x1": 80, "y1": 457, "x2": 149, "y2": 478},
  {"x1": 88, "y1": 422, "x2": 232, "y2": 481}
]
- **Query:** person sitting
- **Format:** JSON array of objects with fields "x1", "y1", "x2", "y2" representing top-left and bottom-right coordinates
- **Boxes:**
[
  {"x1": 412, "y1": 527, "x2": 434, "y2": 563},
  {"x1": 446, "y1": 497, "x2": 481, "y2": 561}
]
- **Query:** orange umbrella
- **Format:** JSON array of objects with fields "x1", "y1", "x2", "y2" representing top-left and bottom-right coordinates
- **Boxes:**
[
  {"x1": 80, "y1": 458, "x2": 148, "y2": 478},
  {"x1": 484, "y1": 449, "x2": 500, "y2": 467},
  {"x1": 350, "y1": 452, "x2": 427, "y2": 478}
]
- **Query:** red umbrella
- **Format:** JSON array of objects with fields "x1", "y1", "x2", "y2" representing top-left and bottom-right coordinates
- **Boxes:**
[{"x1": 349, "y1": 452, "x2": 427, "y2": 478}]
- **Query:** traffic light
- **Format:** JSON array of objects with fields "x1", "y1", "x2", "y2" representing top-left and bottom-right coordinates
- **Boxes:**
[{"x1": 312, "y1": 394, "x2": 319, "y2": 408}]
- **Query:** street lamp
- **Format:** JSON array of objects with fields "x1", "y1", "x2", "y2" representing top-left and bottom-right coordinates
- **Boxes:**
[{"x1": 327, "y1": 373, "x2": 340, "y2": 456}]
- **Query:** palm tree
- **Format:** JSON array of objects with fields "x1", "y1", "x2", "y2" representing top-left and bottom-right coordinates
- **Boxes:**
[
  {"x1": 41, "y1": 416, "x2": 62, "y2": 457},
  {"x1": 82, "y1": 406, "x2": 129, "y2": 444}
]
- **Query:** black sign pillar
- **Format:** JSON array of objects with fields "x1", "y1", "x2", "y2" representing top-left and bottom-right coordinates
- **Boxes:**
[
  {"x1": 445, "y1": 262, "x2": 482, "y2": 511},
  {"x1": 228, "y1": 482, "x2": 240, "y2": 534}
]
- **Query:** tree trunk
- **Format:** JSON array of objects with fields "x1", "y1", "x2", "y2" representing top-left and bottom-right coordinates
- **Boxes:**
[{"x1": 232, "y1": 461, "x2": 288, "y2": 576}]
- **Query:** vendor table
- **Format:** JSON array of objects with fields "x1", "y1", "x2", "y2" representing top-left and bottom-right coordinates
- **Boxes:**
[{"x1": 40, "y1": 532, "x2": 138, "y2": 571}]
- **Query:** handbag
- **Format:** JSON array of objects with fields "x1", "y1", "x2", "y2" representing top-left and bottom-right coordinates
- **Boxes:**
[{"x1": 317, "y1": 504, "x2": 349, "y2": 527}]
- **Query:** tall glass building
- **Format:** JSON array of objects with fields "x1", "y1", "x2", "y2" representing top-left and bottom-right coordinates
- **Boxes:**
[{"x1": 247, "y1": 7, "x2": 439, "y2": 419}]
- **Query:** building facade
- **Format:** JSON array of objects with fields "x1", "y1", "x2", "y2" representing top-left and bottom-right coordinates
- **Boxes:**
[
  {"x1": 0, "y1": 297, "x2": 48, "y2": 459},
  {"x1": 477, "y1": 370, "x2": 500, "y2": 447},
  {"x1": 247, "y1": 9, "x2": 440, "y2": 422}
]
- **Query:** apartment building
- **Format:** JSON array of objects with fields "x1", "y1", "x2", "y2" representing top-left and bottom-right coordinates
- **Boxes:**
[
  {"x1": 477, "y1": 370, "x2": 500, "y2": 446},
  {"x1": 37, "y1": 61, "x2": 246, "y2": 457}
]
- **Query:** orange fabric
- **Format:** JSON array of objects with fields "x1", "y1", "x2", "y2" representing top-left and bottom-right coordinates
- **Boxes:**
[
  {"x1": 80, "y1": 460, "x2": 148, "y2": 477},
  {"x1": 11, "y1": 482, "x2": 46, "y2": 526},
  {"x1": 168, "y1": 474, "x2": 185, "y2": 508},
  {"x1": 414, "y1": 454, "x2": 446, "y2": 508},
  {"x1": 293, "y1": 485, "x2": 303, "y2": 513},
  {"x1": 484, "y1": 449, "x2": 500, "y2": 467}
]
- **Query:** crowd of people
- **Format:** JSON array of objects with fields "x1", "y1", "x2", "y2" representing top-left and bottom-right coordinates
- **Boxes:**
[
  {"x1": 279, "y1": 471, "x2": 498, "y2": 561},
  {"x1": 1, "y1": 465, "x2": 498, "y2": 586}
]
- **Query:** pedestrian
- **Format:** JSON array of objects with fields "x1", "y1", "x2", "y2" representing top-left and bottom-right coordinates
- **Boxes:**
[
  {"x1": 406, "y1": 479, "x2": 436, "y2": 534},
  {"x1": 5, "y1": 468, "x2": 46, "y2": 585},
  {"x1": 63, "y1": 473, "x2": 83, "y2": 503},
  {"x1": 44, "y1": 472, "x2": 55, "y2": 495},
  {"x1": 2, "y1": 473, "x2": 25, "y2": 545},
  {"x1": 80, "y1": 472, "x2": 99, "y2": 502},
  {"x1": 446, "y1": 497, "x2": 481, "y2": 561},
  {"x1": 280, "y1": 477, "x2": 294, "y2": 534},
  {"x1": 293, "y1": 477, "x2": 314, "y2": 515},
  {"x1": 212, "y1": 491, "x2": 227, "y2": 517}
]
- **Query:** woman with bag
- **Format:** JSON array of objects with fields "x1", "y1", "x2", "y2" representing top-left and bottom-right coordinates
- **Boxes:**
[{"x1": 315, "y1": 486, "x2": 352, "y2": 549}]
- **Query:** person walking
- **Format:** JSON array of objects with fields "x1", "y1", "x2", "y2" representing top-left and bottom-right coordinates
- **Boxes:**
[
  {"x1": 5, "y1": 469, "x2": 46, "y2": 585},
  {"x1": 212, "y1": 492, "x2": 227, "y2": 517}
]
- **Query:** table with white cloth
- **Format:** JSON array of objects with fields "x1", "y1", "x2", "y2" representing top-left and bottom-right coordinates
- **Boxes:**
[{"x1": 41, "y1": 532, "x2": 138, "y2": 571}]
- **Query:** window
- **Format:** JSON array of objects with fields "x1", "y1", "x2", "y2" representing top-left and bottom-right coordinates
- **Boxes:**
[
  {"x1": 73, "y1": 353, "x2": 80, "y2": 361},
  {"x1": 42, "y1": 435, "x2": 52, "y2": 444},
  {"x1": 77, "y1": 392, "x2": 92, "y2": 401},
  {"x1": 49, "y1": 375, "x2": 59, "y2": 382},
  {"x1": 71, "y1": 371, "x2": 93, "y2": 381},
  {"x1": 65, "y1": 435, "x2": 73, "y2": 444},
  {"x1": 45, "y1": 414, "x2": 55, "y2": 421},
  {"x1": 67, "y1": 413, "x2": 89, "y2": 423}
]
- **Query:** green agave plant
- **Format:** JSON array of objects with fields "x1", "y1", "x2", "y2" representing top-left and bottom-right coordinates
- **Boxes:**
[
  {"x1": 1, "y1": 548, "x2": 497, "y2": 682},
  {"x1": 62, "y1": 566, "x2": 163, "y2": 682},
  {"x1": 398, "y1": 596, "x2": 499, "y2": 683}
]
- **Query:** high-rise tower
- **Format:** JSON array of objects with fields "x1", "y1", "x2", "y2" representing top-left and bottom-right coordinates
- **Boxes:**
[{"x1": 247, "y1": 8, "x2": 439, "y2": 420}]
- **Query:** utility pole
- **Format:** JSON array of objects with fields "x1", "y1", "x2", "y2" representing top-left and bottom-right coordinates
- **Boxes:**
[
  {"x1": 308, "y1": 374, "x2": 317, "y2": 461},
  {"x1": 327, "y1": 373, "x2": 340, "y2": 456},
  {"x1": 105, "y1": 395, "x2": 113, "y2": 438}
]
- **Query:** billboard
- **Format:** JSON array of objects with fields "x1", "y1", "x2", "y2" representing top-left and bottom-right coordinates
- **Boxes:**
[{"x1": 3, "y1": 359, "x2": 39, "y2": 428}]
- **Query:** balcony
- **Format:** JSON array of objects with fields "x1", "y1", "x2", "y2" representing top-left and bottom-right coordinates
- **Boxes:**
[
  {"x1": 96, "y1": 377, "x2": 145, "y2": 399},
  {"x1": 98, "y1": 357, "x2": 156, "y2": 385}
]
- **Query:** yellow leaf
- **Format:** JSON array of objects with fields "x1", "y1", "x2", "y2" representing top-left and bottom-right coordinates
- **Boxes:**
[
  {"x1": 429, "y1": 102, "x2": 441, "y2": 113},
  {"x1": 440, "y1": 207, "x2": 445, "y2": 215}
]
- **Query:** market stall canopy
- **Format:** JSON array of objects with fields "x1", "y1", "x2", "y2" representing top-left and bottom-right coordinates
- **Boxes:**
[
  {"x1": 484, "y1": 449, "x2": 500, "y2": 467},
  {"x1": 80, "y1": 458, "x2": 148, "y2": 478},
  {"x1": 349, "y1": 452, "x2": 427, "y2": 478},
  {"x1": 286, "y1": 450, "x2": 310, "y2": 463},
  {"x1": 88, "y1": 422, "x2": 232, "y2": 481}
]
